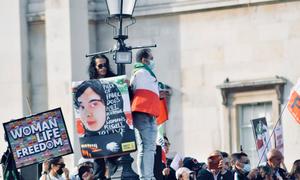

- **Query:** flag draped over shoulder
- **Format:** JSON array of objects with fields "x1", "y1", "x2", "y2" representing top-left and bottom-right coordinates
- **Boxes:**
[{"x1": 287, "y1": 79, "x2": 300, "y2": 124}]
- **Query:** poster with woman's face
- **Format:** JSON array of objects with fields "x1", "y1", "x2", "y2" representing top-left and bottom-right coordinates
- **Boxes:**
[
  {"x1": 251, "y1": 117, "x2": 271, "y2": 163},
  {"x1": 72, "y1": 75, "x2": 136, "y2": 158}
]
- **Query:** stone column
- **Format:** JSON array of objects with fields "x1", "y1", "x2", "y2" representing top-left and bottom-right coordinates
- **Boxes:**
[
  {"x1": 45, "y1": 0, "x2": 89, "y2": 168},
  {"x1": 0, "y1": 0, "x2": 29, "y2": 155},
  {"x1": 0, "y1": 0, "x2": 30, "y2": 179}
]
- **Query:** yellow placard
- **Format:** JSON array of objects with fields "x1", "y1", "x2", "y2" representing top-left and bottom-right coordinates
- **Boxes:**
[{"x1": 121, "y1": 141, "x2": 136, "y2": 152}]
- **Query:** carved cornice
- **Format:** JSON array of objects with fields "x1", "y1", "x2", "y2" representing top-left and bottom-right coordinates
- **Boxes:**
[
  {"x1": 26, "y1": 0, "x2": 279, "y2": 22},
  {"x1": 217, "y1": 76, "x2": 287, "y2": 106}
]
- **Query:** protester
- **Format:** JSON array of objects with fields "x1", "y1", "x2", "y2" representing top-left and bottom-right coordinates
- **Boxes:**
[
  {"x1": 265, "y1": 148, "x2": 288, "y2": 179},
  {"x1": 1, "y1": 146, "x2": 22, "y2": 180},
  {"x1": 221, "y1": 152, "x2": 231, "y2": 171},
  {"x1": 197, "y1": 150, "x2": 233, "y2": 180},
  {"x1": 176, "y1": 167, "x2": 196, "y2": 180},
  {"x1": 162, "y1": 136, "x2": 177, "y2": 180},
  {"x1": 40, "y1": 156, "x2": 70, "y2": 180},
  {"x1": 88, "y1": 55, "x2": 116, "y2": 79},
  {"x1": 289, "y1": 159, "x2": 300, "y2": 180},
  {"x1": 130, "y1": 48, "x2": 160, "y2": 179},
  {"x1": 256, "y1": 165, "x2": 272, "y2": 180},
  {"x1": 78, "y1": 165, "x2": 94, "y2": 180},
  {"x1": 182, "y1": 157, "x2": 204, "y2": 177},
  {"x1": 70, "y1": 158, "x2": 94, "y2": 180},
  {"x1": 86, "y1": 55, "x2": 118, "y2": 179},
  {"x1": 230, "y1": 152, "x2": 251, "y2": 180}
]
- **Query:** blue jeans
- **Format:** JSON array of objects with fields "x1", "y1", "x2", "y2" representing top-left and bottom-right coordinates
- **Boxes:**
[{"x1": 133, "y1": 112, "x2": 157, "y2": 180}]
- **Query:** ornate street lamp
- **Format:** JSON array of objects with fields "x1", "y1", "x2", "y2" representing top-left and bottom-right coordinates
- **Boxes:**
[
  {"x1": 86, "y1": 0, "x2": 156, "y2": 74},
  {"x1": 105, "y1": 0, "x2": 136, "y2": 68},
  {"x1": 86, "y1": 0, "x2": 156, "y2": 179}
]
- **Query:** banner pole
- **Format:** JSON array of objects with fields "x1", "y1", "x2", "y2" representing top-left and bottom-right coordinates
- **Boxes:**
[{"x1": 25, "y1": 96, "x2": 33, "y2": 115}]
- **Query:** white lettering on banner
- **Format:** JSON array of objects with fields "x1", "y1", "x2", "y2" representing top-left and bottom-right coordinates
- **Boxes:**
[
  {"x1": 9, "y1": 117, "x2": 59, "y2": 139},
  {"x1": 16, "y1": 138, "x2": 63, "y2": 158}
]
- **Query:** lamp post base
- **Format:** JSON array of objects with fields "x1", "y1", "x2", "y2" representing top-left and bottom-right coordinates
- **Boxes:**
[{"x1": 110, "y1": 154, "x2": 139, "y2": 180}]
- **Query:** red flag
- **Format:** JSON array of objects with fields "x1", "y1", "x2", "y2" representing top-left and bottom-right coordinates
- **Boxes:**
[
  {"x1": 287, "y1": 80, "x2": 300, "y2": 124},
  {"x1": 156, "y1": 98, "x2": 169, "y2": 125}
]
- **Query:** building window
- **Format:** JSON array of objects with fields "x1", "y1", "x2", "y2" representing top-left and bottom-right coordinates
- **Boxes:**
[
  {"x1": 238, "y1": 102, "x2": 273, "y2": 166},
  {"x1": 217, "y1": 77, "x2": 286, "y2": 166}
]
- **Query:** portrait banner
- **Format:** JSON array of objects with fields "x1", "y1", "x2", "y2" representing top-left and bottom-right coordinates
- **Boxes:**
[
  {"x1": 72, "y1": 75, "x2": 136, "y2": 158},
  {"x1": 251, "y1": 117, "x2": 271, "y2": 164},
  {"x1": 2, "y1": 108, "x2": 73, "y2": 169}
]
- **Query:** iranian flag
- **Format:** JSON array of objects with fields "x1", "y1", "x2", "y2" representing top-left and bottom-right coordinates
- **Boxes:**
[{"x1": 156, "y1": 97, "x2": 169, "y2": 165}]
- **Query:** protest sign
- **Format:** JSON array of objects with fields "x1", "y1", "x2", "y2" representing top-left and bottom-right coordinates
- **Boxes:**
[
  {"x1": 170, "y1": 153, "x2": 183, "y2": 171},
  {"x1": 251, "y1": 117, "x2": 271, "y2": 163},
  {"x1": 72, "y1": 75, "x2": 136, "y2": 158},
  {"x1": 3, "y1": 108, "x2": 73, "y2": 169}
]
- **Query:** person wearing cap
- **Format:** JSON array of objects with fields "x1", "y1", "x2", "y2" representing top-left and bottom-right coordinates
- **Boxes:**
[
  {"x1": 176, "y1": 167, "x2": 196, "y2": 180},
  {"x1": 182, "y1": 157, "x2": 205, "y2": 177},
  {"x1": 70, "y1": 158, "x2": 94, "y2": 180}
]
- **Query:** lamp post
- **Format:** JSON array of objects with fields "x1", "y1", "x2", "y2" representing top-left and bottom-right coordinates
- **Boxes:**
[
  {"x1": 106, "y1": 2, "x2": 139, "y2": 179},
  {"x1": 106, "y1": 0, "x2": 136, "y2": 76},
  {"x1": 85, "y1": 2, "x2": 156, "y2": 178}
]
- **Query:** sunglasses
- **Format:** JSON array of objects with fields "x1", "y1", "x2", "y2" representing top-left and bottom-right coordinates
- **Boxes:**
[
  {"x1": 97, "y1": 63, "x2": 108, "y2": 69},
  {"x1": 56, "y1": 163, "x2": 65, "y2": 168}
]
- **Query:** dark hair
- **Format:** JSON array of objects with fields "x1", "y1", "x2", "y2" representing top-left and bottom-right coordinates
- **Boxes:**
[
  {"x1": 73, "y1": 80, "x2": 107, "y2": 110},
  {"x1": 136, "y1": 48, "x2": 152, "y2": 62},
  {"x1": 88, "y1": 55, "x2": 116, "y2": 79},
  {"x1": 290, "y1": 159, "x2": 300, "y2": 177},
  {"x1": 48, "y1": 156, "x2": 63, "y2": 171},
  {"x1": 231, "y1": 152, "x2": 248, "y2": 159},
  {"x1": 73, "y1": 80, "x2": 127, "y2": 135},
  {"x1": 221, "y1": 151, "x2": 229, "y2": 158},
  {"x1": 78, "y1": 165, "x2": 92, "y2": 180},
  {"x1": 258, "y1": 165, "x2": 273, "y2": 176}
]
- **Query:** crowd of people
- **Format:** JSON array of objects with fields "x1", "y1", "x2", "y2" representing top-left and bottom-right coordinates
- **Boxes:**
[
  {"x1": 160, "y1": 139, "x2": 300, "y2": 180},
  {"x1": 1, "y1": 48, "x2": 299, "y2": 180}
]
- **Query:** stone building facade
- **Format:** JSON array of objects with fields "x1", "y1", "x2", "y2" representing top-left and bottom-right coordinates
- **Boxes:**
[{"x1": 1, "y1": 0, "x2": 300, "y2": 178}]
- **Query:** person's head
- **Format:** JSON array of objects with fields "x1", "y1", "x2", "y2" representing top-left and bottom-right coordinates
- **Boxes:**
[
  {"x1": 164, "y1": 136, "x2": 171, "y2": 154},
  {"x1": 78, "y1": 165, "x2": 94, "y2": 180},
  {"x1": 183, "y1": 157, "x2": 202, "y2": 173},
  {"x1": 258, "y1": 165, "x2": 273, "y2": 180},
  {"x1": 77, "y1": 158, "x2": 94, "y2": 168},
  {"x1": 176, "y1": 167, "x2": 196, "y2": 180},
  {"x1": 207, "y1": 150, "x2": 223, "y2": 171},
  {"x1": 267, "y1": 149, "x2": 284, "y2": 169},
  {"x1": 136, "y1": 48, "x2": 154, "y2": 70},
  {"x1": 290, "y1": 159, "x2": 300, "y2": 177},
  {"x1": 231, "y1": 152, "x2": 251, "y2": 173},
  {"x1": 74, "y1": 80, "x2": 107, "y2": 132},
  {"x1": 88, "y1": 55, "x2": 115, "y2": 79},
  {"x1": 48, "y1": 156, "x2": 65, "y2": 176},
  {"x1": 221, "y1": 151, "x2": 231, "y2": 171}
]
